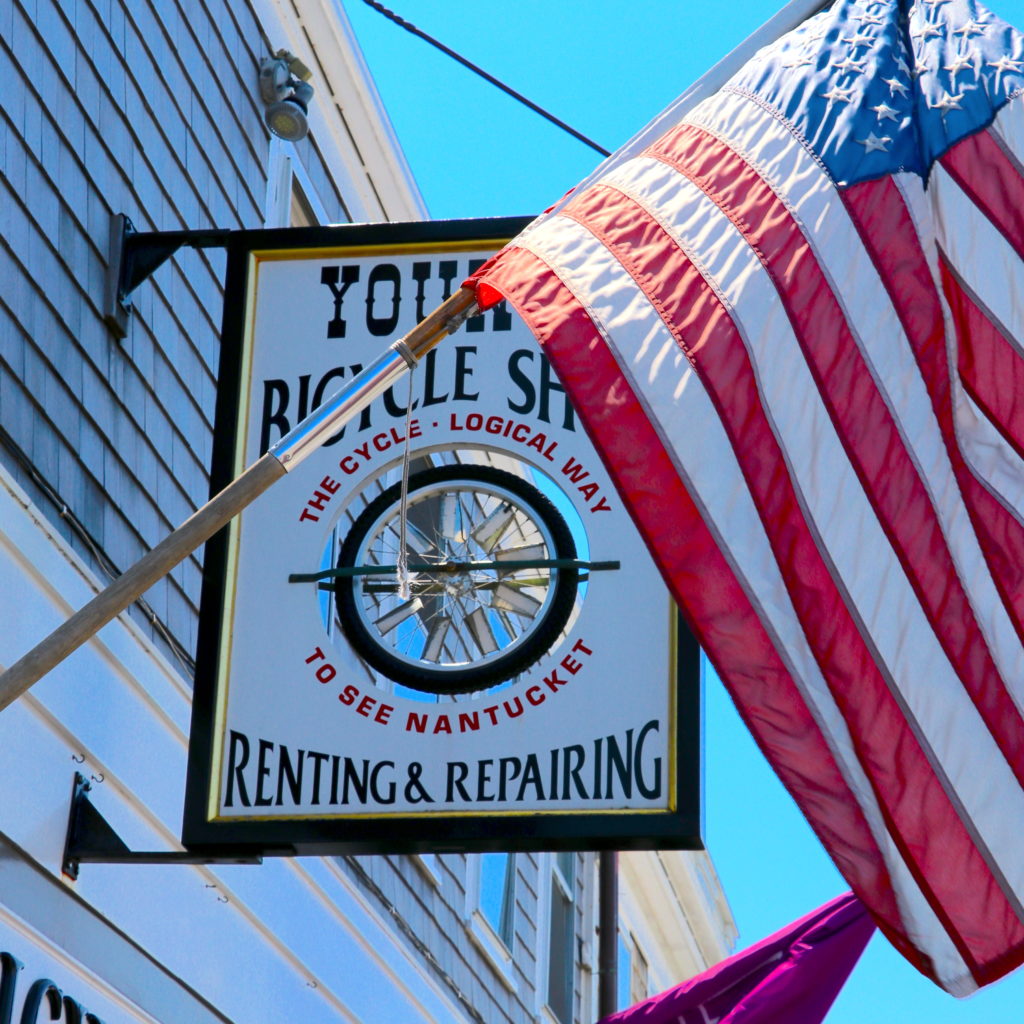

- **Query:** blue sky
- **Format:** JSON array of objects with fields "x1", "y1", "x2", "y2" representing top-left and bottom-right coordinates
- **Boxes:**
[{"x1": 341, "y1": 0, "x2": 1024, "y2": 1019}]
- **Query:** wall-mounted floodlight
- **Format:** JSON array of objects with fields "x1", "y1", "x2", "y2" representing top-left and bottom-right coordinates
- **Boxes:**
[{"x1": 259, "y1": 50, "x2": 314, "y2": 142}]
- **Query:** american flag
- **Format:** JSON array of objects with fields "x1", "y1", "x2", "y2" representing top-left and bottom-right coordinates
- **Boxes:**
[{"x1": 470, "y1": 0, "x2": 1024, "y2": 996}]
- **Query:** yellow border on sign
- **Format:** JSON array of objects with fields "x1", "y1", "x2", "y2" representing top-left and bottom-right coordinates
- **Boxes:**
[{"x1": 208, "y1": 235, "x2": 682, "y2": 826}]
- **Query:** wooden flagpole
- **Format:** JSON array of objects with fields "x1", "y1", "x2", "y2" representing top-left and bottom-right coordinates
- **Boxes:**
[{"x1": 0, "y1": 287, "x2": 477, "y2": 713}]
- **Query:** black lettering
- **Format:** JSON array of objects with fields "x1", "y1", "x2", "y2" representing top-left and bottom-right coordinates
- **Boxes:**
[
  {"x1": 225, "y1": 731, "x2": 251, "y2": 808},
  {"x1": 255, "y1": 739, "x2": 274, "y2": 807},
  {"x1": 507, "y1": 349, "x2": 536, "y2": 415},
  {"x1": 276, "y1": 746, "x2": 304, "y2": 805},
  {"x1": 370, "y1": 761, "x2": 396, "y2": 803},
  {"x1": 561, "y1": 744, "x2": 588, "y2": 799},
  {"x1": 421, "y1": 349, "x2": 448, "y2": 406},
  {"x1": 498, "y1": 757, "x2": 521, "y2": 801},
  {"x1": 437, "y1": 259, "x2": 458, "y2": 300},
  {"x1": 515, "y1": 754, "x2": 545, "y2": 801},
  {"x1": 342, "y1": 759, "x2": 369, "y2": 804},
  {"x1": 20, "y1": 979, "x2": 62, "y2": 1024},
  {"x1": 452, "y1": 346, "x2": 479, "y2": 401},
  {"x1": 365, "y1": 264, "x2": 401, "y2": 336},
  {"x1": 635, "y1": 719, "x2": 662, "y2": 799},
  {"x1": 476, "y1": 759, "x2": 495, "y2": 802},
  {"x1": 0, "y1": 952, "x2": 22, "y2": 1024},
  {"x1": 411, "y1": 261, "x2": 432, "y2": 321},
  {"x1": 296, "y1": 373, "x2": 311, "y2": 422},
  {"x1": 259, "y1": 379, "x2": 290, "y2": 453},
  {"x1": 61, "y1": 996, "x2": 84, "y2": 1024},
  {"x1": 322, "y1": 265, "x2": 360, "y2": 338},
  {"x1": 307, "y1": 751, "x2": 330, "y2": 805},
  {"x1": 446, "y1": 762, "x2": 471, "y2": 801},
  {"x1": 605, "y1": 730, "x2": 633, "y2": 799},
  {"x1": 382, "y1": 381, "x2": 415, "y2": 417}
]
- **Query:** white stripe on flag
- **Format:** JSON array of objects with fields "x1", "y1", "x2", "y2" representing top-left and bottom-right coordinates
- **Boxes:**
[
  {"x1": 932, "y1": 164, "x2": 1024, "y2": 358},
  {"x1": 992, "y1": 98, "x2": 1024, "y2": 178}
]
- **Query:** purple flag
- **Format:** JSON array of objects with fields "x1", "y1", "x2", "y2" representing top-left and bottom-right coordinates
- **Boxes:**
[{"x1": 600, "y1": 893, "x2": 874, "y2": 1024}]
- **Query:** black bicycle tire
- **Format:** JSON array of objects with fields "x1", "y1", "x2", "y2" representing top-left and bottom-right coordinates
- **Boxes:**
[{"x1": 335, "y1": 464, "x2": 578, "y2": 694}]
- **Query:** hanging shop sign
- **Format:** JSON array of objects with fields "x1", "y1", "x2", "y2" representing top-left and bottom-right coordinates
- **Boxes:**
[{"x1": 183, "y1": 218, "x2": 701, "y2": 854}]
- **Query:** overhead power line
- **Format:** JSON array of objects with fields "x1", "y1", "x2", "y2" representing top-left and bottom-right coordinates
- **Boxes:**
[{"x1": 359, "y1": 0, "x2": 612, "y2": 157}]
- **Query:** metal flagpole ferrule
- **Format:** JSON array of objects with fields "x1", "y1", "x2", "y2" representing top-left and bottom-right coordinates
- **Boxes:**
[{"x1": 269, "y1": 342, "x2": 412, "y2": 472}]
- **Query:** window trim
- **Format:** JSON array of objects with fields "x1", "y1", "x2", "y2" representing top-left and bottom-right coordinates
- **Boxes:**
[
  {"x1": 464, "y1": 854, "x2": 518, "y2": 992},
  {"x1": 536, "y1": 851, "x2": 577, "y2": 1024}
]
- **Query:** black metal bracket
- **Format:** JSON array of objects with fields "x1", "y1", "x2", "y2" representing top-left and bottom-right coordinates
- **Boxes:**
[
  {"x1": 62, "y1": 774, "x2": 262, "y2": 879},
  {"x1": 103, "y1": 214, "x2": 233, "y2": 338}
]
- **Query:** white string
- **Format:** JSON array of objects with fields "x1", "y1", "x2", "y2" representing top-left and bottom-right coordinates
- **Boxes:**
[{"x1": 396, "y1": 367, "x2": 415, "y2": 600}]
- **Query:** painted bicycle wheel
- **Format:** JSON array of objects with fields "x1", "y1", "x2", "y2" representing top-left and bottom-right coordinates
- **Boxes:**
[{"x1": 335, "y1": 465, "x2": 578, "y2": 694}]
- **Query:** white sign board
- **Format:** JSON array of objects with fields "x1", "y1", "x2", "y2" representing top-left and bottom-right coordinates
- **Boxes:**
[{"x1": 184, "y1": 219, "x2": 700, "y2": 853}]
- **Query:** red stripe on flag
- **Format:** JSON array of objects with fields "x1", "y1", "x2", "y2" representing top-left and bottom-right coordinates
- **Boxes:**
[
  {"x1": 559, "y1": 172, "x2": 1023, "y2": 978},
  {"x1": 940, "y1": 260, "x2": 1024, "y2": 462},
  {"x1": 940, "y1": 129, "x2": 1024, "y2": 261},
  {"x1": 645, "y1": 125, "x2": 1024, "y2": 787},
  {"x1": 842, "y1": 178, "x2": 1024, "y2": 648},
  {"x1": 472, "y1": 244, "x2": 926, "y2": 976}
]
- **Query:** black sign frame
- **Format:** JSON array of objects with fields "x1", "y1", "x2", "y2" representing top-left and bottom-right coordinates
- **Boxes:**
[{"x1": 182, "y1": 217, "x2": 702, "y2": 856}]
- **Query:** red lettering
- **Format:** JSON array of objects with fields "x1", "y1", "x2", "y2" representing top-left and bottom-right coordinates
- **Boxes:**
[
  {"x1": 356, "y1": 695, "x2": 376, "y2": 717},
  {"x1": 544, "y1": 669, "x2": 567, "y2": 693},
  {"x1": 526, "y1": 685, "x2": 545, "y2": 706},
  {"x1": 308, "y1": 490, "x2": 330, "y2": 511},
  {"x1": 321, "y1": 475, "x2": 341, "y2": 494},
  {"x1": 406, "y1": 712, "x2": 428, "y2": 733},
  {"x1": 339, "y1": 685, "x2": 359, "y2": 706},
  {"x1": 562, "y1": 457, "x2": 589, "y2": 484},
  {"x1": 527, "y1": 432, "x2": 549, "y2": 455},
  {"x1": 375, "y1": 703, "x2": 394, "y2": 725},
  {"x1": 561, "y1": 654, "x2": 583, "y2": 676}
]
